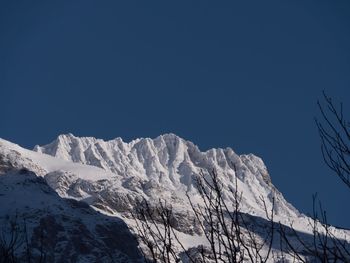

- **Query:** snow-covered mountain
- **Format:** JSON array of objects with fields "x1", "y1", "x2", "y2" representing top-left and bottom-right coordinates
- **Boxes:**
[
  {"x1": 33, "y1": 133, "x2": 298, "y2": 220},
  {"x1": 1, "y1": 133, "x2": 349, "y2": 262}
]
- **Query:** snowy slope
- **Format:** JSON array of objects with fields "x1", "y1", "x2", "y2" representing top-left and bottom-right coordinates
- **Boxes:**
[{"x1": 0, "y1": 169, "x2": 142, "y2": 262}]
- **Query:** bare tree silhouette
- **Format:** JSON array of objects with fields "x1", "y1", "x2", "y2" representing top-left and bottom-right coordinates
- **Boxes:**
[
  {"x1": 279, "y1": 194, "x2": 350, "y2": 262},
  {"x1": 276, "y1": 91, "x2": 350, "y2": 262},
  {"x1": 316, "y1": 91, "x2": 350, "y2": 189},
  {"x1": 132, "y1": 169, "x2": 275, "y2": 263},
  {"x1": 0, "y1": 214, "x2": 48, "y2": 263},
  {"x1": 0, "y1": 215, "x2": 23, "y2": 263}
]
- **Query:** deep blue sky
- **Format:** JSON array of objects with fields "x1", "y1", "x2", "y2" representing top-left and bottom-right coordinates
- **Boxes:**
[{"x1": 1, "y1": 1, "x2": 350, "y2": 227}]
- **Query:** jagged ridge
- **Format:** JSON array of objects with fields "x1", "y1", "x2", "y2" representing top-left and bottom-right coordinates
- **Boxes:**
[{"x1": 33, "y1": 133, "x2": 299, "y2": 219}]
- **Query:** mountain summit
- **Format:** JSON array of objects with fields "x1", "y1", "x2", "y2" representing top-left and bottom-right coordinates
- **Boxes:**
[{"x1": 33, "y1": 133, "x2": 298, "y2": 219}]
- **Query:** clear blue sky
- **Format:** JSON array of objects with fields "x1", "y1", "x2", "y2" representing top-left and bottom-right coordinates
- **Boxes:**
[{"x1": 1, "y1": 1, "x2": 350, "y2": 227}]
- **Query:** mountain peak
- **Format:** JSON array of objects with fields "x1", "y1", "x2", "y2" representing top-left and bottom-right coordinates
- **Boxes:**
[
  {"x1": 158, "y1": 132, "x2": 182, "y2": 140},
  {"x1": 58, "y1": 133, "x2": 75, "y2": 139}
]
